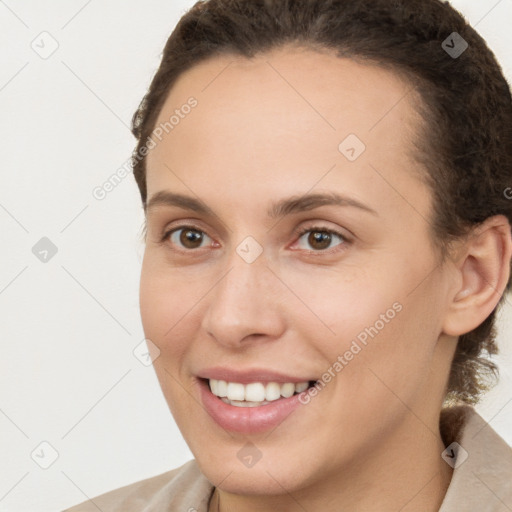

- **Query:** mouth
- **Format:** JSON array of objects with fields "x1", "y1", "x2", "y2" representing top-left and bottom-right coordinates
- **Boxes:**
[
  {"x1": 200, "y1": 377, "x2": 318, "y2": 407},
  {"x1": 196, "y1": 373, "x2": 320, "y2": 433}
]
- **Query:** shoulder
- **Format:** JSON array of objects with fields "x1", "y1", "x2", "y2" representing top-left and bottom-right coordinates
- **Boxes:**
[
  {"x1": 62, "y1": 459, "x2": 214, "y2": 512},
  {"x1": 439, "y1": 405, "x2": 512, "y2": 511}
]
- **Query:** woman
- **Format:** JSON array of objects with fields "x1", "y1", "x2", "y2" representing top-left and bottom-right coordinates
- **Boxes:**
[{"x1": 64, "y1": 0, "x2": 512, "y2": 510}]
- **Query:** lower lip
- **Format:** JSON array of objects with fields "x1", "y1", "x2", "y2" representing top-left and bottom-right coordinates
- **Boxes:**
[{"x1": 198, "y1": 378, "x2": 308, "y2": 434}]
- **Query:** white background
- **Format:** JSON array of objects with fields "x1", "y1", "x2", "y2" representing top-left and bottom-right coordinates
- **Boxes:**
[{"x1": 0, "y1": 1, "x2": 511, "y2": 511}]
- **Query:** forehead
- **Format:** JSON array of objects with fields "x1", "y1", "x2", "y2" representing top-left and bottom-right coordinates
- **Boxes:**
[
  {"x1": 145, "y1": 45, "x2": 428, "y2": 222},
  {"x1": 148, "y1": 45, "x2": 421, "y2": 160}
]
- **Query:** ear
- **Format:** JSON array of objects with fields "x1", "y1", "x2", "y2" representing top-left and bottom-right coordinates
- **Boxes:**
[{"x1": 442, "y1": 215, "x2": 512, "y2": 337}]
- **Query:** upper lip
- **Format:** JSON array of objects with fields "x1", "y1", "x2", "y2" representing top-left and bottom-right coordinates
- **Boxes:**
[{"x1": 197, "y1": 367, "x2": 317, "y2": 385}]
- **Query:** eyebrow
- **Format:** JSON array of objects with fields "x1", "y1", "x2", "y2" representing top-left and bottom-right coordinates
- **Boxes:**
[{"x1": 145, "y1": 191, "x2": 378, "y2": 219}]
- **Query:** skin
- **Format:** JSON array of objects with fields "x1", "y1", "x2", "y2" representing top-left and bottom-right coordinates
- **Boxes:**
[{"x1": 139, "y1": 45, "x2": 511, "y2": 512}]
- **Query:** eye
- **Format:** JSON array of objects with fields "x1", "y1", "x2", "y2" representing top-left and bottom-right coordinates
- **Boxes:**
[
  {"x1": 294, "y1": 225, "x2": 348, "y2": 252},
  {"x1": 162, "y1": 225, "x2": 214, "y2": 250},
  {"x1": 160, "y1": 224, "x2": 349, "y2": 253}
]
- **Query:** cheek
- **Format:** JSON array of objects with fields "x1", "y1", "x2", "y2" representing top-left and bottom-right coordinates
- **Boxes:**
[
  {"x1": 279, "y1": 263, "x2": 396, "y2": 344},
  {"x1": 139, "y1": 265, "x2": 170, "y2": 342},
  {"x1": 338, "y1": 285, "x2": 443, "y2": 411},
  {"x1": 139, "y1": 257, "x2": 202, "y2": 343},
  {"x1": 139, "y1": 261, "x2": 201, "y2": 411},
  {"x1": 283, "y1": 261, "x2": 440, "y2": 392}
]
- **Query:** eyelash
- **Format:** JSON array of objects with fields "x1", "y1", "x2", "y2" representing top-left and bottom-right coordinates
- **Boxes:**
[{"x1": 160, "y1": 224, "x2": 350, "y2": 254}]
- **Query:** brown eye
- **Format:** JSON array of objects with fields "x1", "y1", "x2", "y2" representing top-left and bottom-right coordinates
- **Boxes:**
[
  {"x1": 295, "y1": 227, "x2": 346, "y2": 252},
  {"x1": 180, "y1": 228, "x2": 204, "y2": 249},
  {"x1": 165, "y1": 226, "x2": 212, "y2": 250},
  {"x1": 307, "y1": 231, "x2": 333, "y2": 250}
]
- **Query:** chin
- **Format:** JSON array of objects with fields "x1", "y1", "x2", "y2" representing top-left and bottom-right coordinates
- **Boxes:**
[{"x1": 194, "y1": 450, "x2": 315, "y2": 496}]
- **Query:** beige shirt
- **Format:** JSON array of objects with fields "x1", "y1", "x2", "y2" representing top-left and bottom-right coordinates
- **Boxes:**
[{"x1": 62, "y1": 405, "x2": 512, "y2": 511}]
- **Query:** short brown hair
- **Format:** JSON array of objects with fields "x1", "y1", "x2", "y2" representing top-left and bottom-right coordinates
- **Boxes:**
[{"x1": 131, "y1": 0, "x2": 512, "y2": 406}]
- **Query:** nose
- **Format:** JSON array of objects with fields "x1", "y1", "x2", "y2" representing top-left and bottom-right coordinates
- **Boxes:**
[{"x1": 200, "y1": 249, "x2": 287, "y2": 349}]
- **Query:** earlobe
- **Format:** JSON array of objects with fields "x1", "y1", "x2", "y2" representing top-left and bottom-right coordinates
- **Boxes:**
[{"x1": 442, "y1": 215, "x2": 512, "y2": 337}]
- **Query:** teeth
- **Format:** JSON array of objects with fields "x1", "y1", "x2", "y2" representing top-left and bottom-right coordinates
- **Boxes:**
[
  {"x1": 281, "y1": 382, "x2": 295, "y2": 398},
  {"x1": 245, "y1": 382, "x2": 265, "y2": 402},
  {"x1": 226, "y1": 382, "x2": 245, "y2": 401},
  {"x1": 295, "y1": 381, "x2": 309, "y2": 393},
  {"x1": 265, "y1": 382, "x2": 281, "y2": 401},
  {"x1": 221, "y1": 398, "x2": 272, "y2": 407},
  {"x1": 208, "y1": 379, "x2": 311, "y2": 403},
  {"x1": 217, "y1": 380, "x2": 228, "y2": 397}
]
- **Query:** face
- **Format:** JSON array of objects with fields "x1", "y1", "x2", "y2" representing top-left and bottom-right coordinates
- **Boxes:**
[{"x1": 140, "y1": 46, "x2": 456, "y2": 496}]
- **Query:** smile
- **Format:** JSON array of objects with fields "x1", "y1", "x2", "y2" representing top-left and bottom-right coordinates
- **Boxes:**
[
  {"x1": 208, "y1": 378, "x2": 315, "y2": 407},
  {"x1": 197, "y1": 376, "x2": 319, "y2": 433}
]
